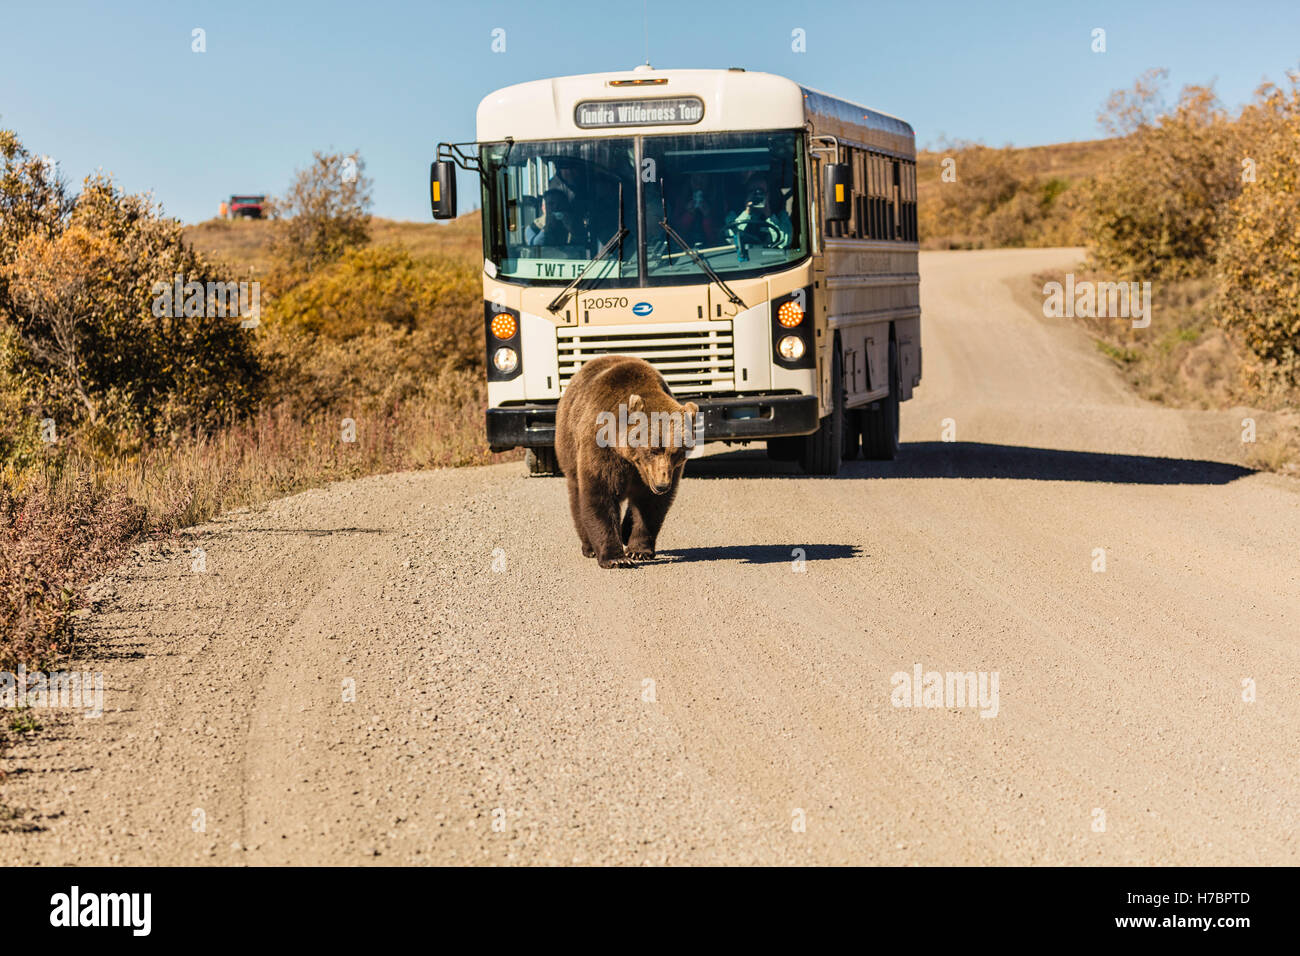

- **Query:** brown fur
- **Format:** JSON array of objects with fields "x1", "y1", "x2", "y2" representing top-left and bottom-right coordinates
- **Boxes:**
[{"x1": 555, "y1": 355, "x2": 699, "y2": 568}]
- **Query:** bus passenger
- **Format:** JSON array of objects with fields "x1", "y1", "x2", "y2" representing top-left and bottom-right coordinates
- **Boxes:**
[
  {"x1": 725, "y1": 173, "x2": 792, "y2": 256},
  {"x1": 671, "y1": 174, "x2": 720, "y2": 245}
]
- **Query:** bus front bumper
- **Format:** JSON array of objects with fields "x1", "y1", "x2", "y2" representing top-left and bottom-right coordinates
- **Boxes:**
[{"x1": 487, "y1": 395, "x2": 821, "y2": 451}]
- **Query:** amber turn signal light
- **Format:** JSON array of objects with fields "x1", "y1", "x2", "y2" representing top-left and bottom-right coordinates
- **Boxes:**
[{"x1": 490, "y1": 312, "x2": 518, "y2": 339}]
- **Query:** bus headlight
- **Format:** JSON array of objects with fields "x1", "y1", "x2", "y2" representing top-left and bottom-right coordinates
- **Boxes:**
[
  {"x1": 493, "y1": 347, "x2": 519, "y2": 373},
  {"x1": 777, "y1": 335, "x2": 805, "y2": 361}
]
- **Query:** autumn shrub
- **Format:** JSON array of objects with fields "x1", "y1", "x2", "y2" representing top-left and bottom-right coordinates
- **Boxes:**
[
  {"x1": 266, "y1": 243, "x2": 479, "y2": 350},
  {"x1": 266, "y1": 150, "x2": 373, "y2": 291},
  {"x1": 0, "y1": 131, "x2": 496, "y2": 677},
  {"x1": 1086, "y1": 71, "x2": 1243, "y2": 279},
  {"x1": 259, "y1": 243, "x2": 482, "y2": 416},
  {"x1": 1, "y1": 134, "x2": 263, "y2": 464},
  {"x1": 1216, "y1": 74, "x2": 1300, "y2": 389}
]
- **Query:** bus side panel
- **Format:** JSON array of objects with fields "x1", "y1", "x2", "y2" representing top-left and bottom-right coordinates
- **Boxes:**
[
  {"x1": 839, "y1": 322, "x2": 890, "y2": 407},
  {"x1": 895, "y1": 315, "x2": 921, "y2": 401},
  {"x1": 823, "y1": 239, "x2": 919, "y2": 408}
]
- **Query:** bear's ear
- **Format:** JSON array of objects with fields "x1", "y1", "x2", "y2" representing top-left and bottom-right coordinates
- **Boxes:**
[
  {"x1": 627, "y1": 393, "x2": 644, "y2": 413},
  {"x1": 683, "y1": 401, "x2": 699, "y2": 417}
]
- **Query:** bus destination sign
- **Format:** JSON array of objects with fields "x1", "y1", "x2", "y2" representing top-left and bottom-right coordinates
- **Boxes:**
[{"x1": 574, "y1": 96, "x2": 705, "y2": 129}]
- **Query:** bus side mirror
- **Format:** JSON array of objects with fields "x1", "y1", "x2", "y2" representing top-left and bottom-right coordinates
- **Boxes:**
[
  {"x1": 431, "y1": 161, "x2": 457, "y2": 219},
  {"x1": 823, "y1": 163, "x2": 852, "y2": 222}
]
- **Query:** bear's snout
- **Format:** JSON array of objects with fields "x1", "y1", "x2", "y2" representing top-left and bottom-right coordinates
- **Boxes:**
[{"x1": 638, "y1": 457, "x2": 677, "y2": 495}]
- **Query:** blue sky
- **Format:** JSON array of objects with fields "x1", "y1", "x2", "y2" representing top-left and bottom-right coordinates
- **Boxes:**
[{"x1": 2, "y1": 0, "x2": 1296, "y2": 224}]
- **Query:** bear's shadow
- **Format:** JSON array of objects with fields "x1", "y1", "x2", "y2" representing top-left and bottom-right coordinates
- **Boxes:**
[{"x1": 657, "y1": 544, "x2": 861, "y2": 565}]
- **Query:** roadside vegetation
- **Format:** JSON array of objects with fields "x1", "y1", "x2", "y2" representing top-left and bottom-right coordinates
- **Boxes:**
[
  {"x1": 1053, "y1": 69, "x2": 1299, "y2": 471},
  {"x1": 917, "y1": 138, "x2": 1118, "y2": 249},
  {"x1": 924, "y1": 68, "x2": 1300, "y2": 472},
  {"x1": 1, "y1": 132, "x2": 505, "y2": 685}
]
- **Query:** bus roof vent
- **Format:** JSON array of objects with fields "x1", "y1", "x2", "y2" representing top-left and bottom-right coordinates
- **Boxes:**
[{"x1": 728, "y1": 66, "x2": 745, "y2": 71}]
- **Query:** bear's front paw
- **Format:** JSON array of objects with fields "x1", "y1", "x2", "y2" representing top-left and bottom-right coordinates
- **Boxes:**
[
  {"x1": 625, "y1": 547, "x2": 655, "y2": 561},
  {"x1": 597, "y1": 551, "x2": 637, "y2": 569}
]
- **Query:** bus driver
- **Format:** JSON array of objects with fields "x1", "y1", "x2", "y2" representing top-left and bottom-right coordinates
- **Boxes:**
[{"x1": 526, "y1": 189, "x2": 575, "y2": 246}]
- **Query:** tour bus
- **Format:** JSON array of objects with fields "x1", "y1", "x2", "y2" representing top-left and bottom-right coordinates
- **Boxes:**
[{"x1": 430, "y1": 66, "x2": 920, "y2": 475}]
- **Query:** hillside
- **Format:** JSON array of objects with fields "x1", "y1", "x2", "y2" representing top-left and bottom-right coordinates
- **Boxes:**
[
  {"x1": 916, "y1": 138, "x2": 1124, "y2": 249},
  {"x1": 184, "y1": 139, "x2": 1125, "y2": 269},
  {"x1": 184, "y1": 211, "x2": 483, "y2": 275}
]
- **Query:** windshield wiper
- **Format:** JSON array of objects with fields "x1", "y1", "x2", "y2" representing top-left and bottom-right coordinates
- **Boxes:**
[
  {"x1": 658, "y1": 216, "x2": 747, "y2": 310},
  {"x1": 547, "y1": 183, "x2": 628, "y2": 314}
]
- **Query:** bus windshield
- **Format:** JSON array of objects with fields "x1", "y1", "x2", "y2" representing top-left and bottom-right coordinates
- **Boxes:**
[
  {"x1": 481, "y1": 138, "x2": 639, "y2": 284},
  {"x1": 481, "y1": 130, "x2": 808, "y2": 287},
  {"x1": 644, "y1": 130, "x2": 807, "y2": 280}
]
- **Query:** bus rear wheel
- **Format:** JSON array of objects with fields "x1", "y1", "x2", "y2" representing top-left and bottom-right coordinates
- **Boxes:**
[
  {"x1": 860, "y1": 339, "x2": 900, "y2": 461},
  {"x1": 525, "y1": 446, "x2": 560, "y2": 476},
  {"x1": 798, "y1": 343, "x2": 843, "y2": 476}
]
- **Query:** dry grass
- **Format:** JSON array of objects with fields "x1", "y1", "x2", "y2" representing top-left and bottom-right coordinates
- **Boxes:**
[
  {"x1": 108, "y1": 371, "x2": 513, "y2": 529},
  {"x1": 0, "y1": 477, "x2": 148, "y2": 672},
  {"x1": 1, "y1": 370, "x2": 519, "y2": 674}
]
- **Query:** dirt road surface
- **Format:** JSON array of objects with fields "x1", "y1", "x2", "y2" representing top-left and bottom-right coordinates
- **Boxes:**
[{"x1": 3, "y1": 248, "x2": 1296, "y2": 865}]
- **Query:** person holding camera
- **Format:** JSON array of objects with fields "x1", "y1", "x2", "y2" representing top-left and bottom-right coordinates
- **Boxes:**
[{"x1": 724, "y1": 172, "x2": 791, "y2": 259}]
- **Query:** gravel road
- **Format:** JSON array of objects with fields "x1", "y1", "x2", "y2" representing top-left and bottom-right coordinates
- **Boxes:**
[{"x1": 3, "y1": 248, "x2": 1296, "y2": 865}]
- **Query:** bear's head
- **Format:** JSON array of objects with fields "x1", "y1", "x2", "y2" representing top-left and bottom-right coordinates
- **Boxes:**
[{"x1": 618, "y1": 393, "x2": 700, "y2": 494}]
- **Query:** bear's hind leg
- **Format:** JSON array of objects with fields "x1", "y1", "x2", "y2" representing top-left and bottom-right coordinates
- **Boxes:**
[
  {"x1": 566, "y1": 475, "x2": 595, "y2": 558},
  {"x1": 620, "y1": 503, "x2": 633, "y2": 546}
]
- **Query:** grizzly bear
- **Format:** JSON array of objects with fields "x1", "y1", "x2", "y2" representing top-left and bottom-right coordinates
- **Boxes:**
[{"x1": 555, "y1": 355, "x2": 700, "y2": 568}]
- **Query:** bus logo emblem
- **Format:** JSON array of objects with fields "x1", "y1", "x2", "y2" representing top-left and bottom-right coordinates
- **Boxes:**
[{"x1": 632, "y1": 302, "x2": 653, "y2": 316}]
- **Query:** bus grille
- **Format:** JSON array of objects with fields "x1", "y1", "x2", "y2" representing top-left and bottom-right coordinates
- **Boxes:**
[{"x1": 556, "y1": 321, "x2": 735, "y2": 395}]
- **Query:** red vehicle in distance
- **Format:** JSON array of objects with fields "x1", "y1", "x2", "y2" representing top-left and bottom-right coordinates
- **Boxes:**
[{"x1": 228, "y1": 195, "x2": 266, "y2": 219}]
